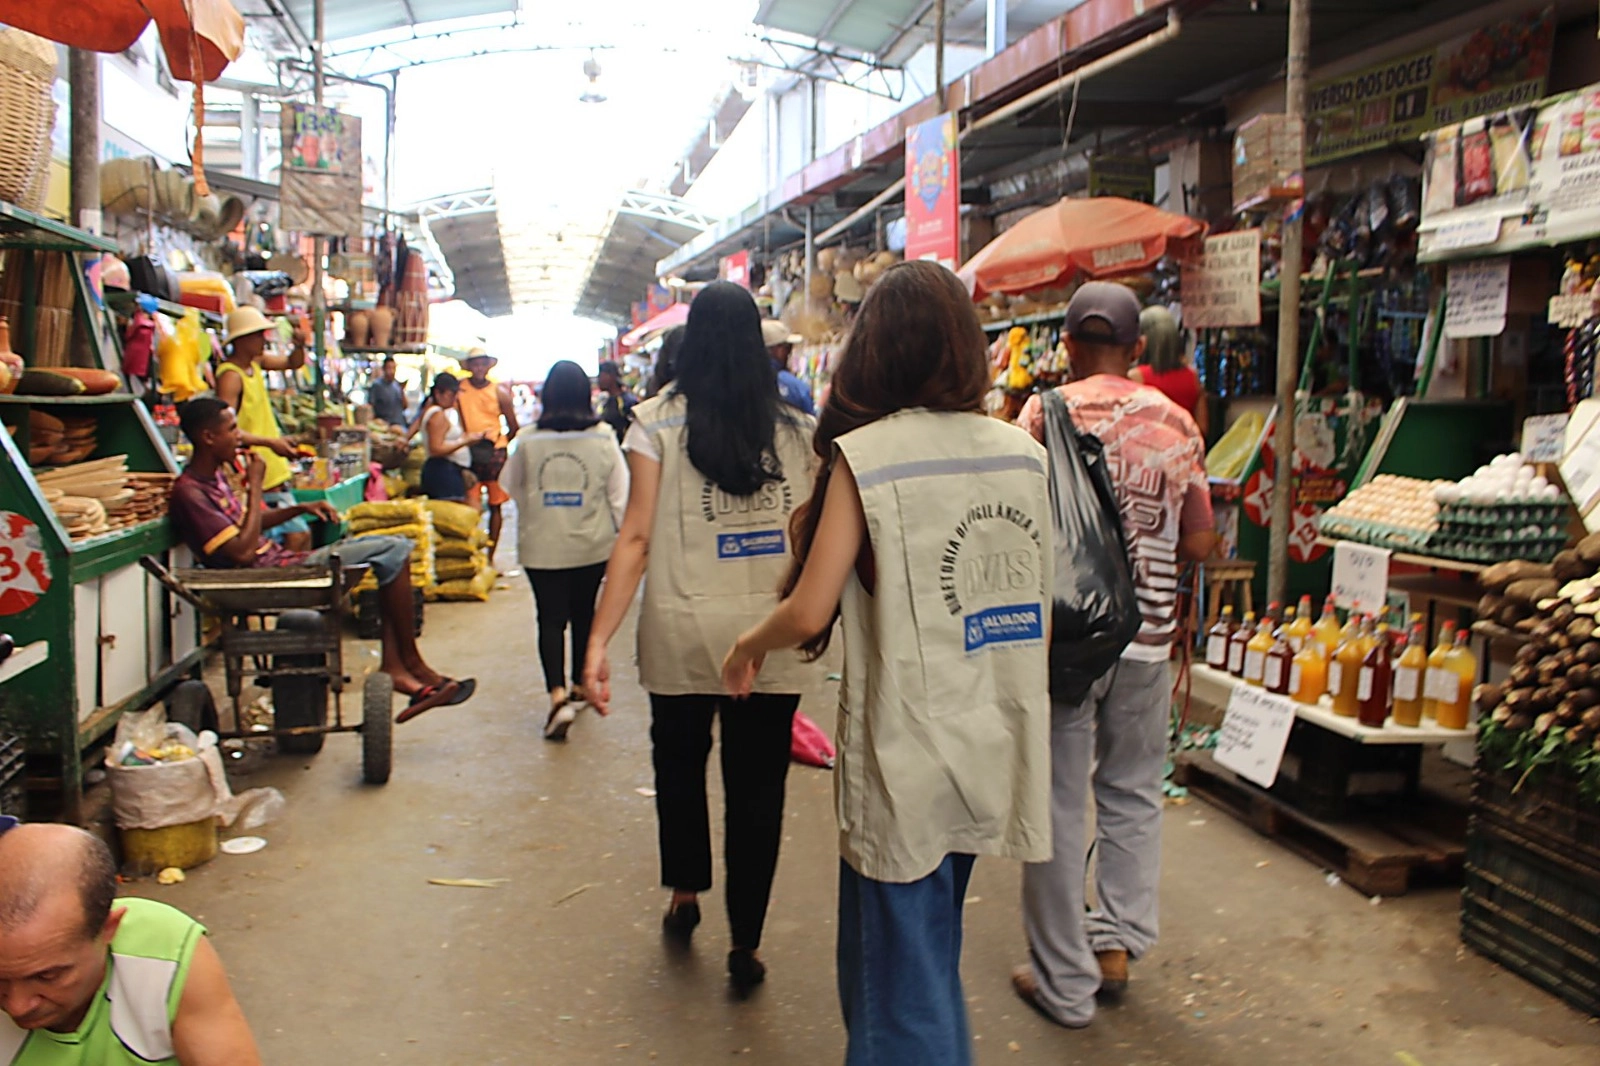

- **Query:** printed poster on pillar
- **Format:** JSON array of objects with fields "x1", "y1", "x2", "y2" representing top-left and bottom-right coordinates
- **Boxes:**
[
  {"x1": 905, "y1": 113, "x2": 960, "y2": 268},
  {"x1": 280, "y1": 104, "x2": 363, "y2": 237}
]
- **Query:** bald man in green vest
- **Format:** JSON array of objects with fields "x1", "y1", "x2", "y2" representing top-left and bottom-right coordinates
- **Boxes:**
[{"x1": 0, "y1": 819, "x2": 261, "y2": 1065}]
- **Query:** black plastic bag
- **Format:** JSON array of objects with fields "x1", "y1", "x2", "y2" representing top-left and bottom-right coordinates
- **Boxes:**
[{"x1": 1042, "y1": 389, "x2": 1143, "y2": 702}]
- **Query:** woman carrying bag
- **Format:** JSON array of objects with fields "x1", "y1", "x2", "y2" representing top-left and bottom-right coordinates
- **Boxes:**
[
  {"x1": 421, "y1": 374, "x2": 483, "y2": 502},
  {"x1": 500, "y1": 360, "x2": 628, "y2": 740},
  {"x1": 583, "y1": 282, "x2": 817, "y2": 996},
  {"x1": 721, "y1": 262, "x2": 1054, "y2": 1065}
]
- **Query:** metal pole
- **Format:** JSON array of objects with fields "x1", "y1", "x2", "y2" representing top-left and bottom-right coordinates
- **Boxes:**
[
  {"x1": 986, "y1": 0, "x2": 1007, "y2": 58},
  {"x1": 804, "y1": 204, "x2": 815, "y2": 309},
  {"x1": 311, "y1": 0, "x2": 327, "y2": 416},
  {"x1": 68, "y1": 49, "x2": 100, "y2": 234},
  {"x1": 1268, "y1": 0, "x2": 1310, "y2": 606},
  {"x1": 934, "y1": 0, "x2": 947, "y2": 104}
]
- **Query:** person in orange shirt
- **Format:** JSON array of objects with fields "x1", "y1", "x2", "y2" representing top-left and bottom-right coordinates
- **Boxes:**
[{"x1": 456, "y1": 349, "x2": 520, "y2": 562}]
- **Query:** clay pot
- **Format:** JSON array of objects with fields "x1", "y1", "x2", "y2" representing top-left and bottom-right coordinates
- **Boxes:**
[
  {"x1": 368, "y1": 306, "x2": 395, "y2": 348},
  {"x1": 346, "y1": 309, "x2": 370, "y2": 348}
]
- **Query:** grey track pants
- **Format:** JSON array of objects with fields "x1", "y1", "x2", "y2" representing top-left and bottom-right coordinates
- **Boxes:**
[{"x1": 1021, "y1": 657, "x2": 1170, "y2": 1026}]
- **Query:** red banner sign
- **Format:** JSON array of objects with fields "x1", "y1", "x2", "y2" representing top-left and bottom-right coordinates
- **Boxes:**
[
  {"x1": 905, "y1": 112, "x2": 960, "y2": 268},
  {"x1": 720, "y1": 250, "x2": 752, "y2": 288}
]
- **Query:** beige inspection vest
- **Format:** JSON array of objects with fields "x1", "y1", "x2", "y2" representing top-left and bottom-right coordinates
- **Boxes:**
[
  {"x1": 634, "y1": 392, "x2": 818, "y2": 695},
  {"x1": 834, "y1": 409, "x2": 1054, "y2": 883},
  {"x1": 507, "y1": 427, "x2": 624, "y2": 570}
]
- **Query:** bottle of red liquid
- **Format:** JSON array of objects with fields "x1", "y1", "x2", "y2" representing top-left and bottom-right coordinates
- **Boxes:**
[{"x1": 1357, "y1": 626, "x2": 1394, "y2": 729}]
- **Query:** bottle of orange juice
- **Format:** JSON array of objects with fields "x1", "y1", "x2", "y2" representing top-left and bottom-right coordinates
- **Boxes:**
[
  {"x1": 1435, "y1": 629, "x2": 1478, "y2": 729},
  {"x1": 1313, "y1": 596, "x2": 1342, "y2": 655},
  {"x1": 1422, "y1": 620, "x2": 1458, "y2": 720},
  {"x1": 1391, "y1": 619, "x2": 1428, "y2": 726},
  {"x1": 1330, "y1": 615, "x2": 1368, "y2": 718},
  {"x1": 1290, "y1": 633, "x2": 1328, "y2": 705},
  {"x1": 1286, "y1": 595, "x2": 1314, "y2": 651},
  {"x1": 1244, "y1": 614, "x2": 1275, "y2": 687}
]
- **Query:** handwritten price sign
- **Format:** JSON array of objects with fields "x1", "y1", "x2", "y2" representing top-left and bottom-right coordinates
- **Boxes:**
[
  {"x1": 1330, "y1": 540, "x2": 1391, "y2": 616},
  {"x1": 1215, "y1": 684, "x2": 1298, "y2": 788}
]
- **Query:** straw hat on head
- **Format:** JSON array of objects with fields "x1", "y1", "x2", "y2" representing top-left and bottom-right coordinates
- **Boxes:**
[
  {"x1": 760, "y1": 319, "x2": 802, "y2": 347},
  {"x1": 458, "y1": 346, "x2": 498, "y2": 369},
  {"x1": 224, "y1": 306, "x2": 274, "y2": 346}
]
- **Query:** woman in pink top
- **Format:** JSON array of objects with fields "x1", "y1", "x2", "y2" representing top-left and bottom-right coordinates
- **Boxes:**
[{"x1": 1130, "y1": 306, "x2": 1207, "y2": 437}]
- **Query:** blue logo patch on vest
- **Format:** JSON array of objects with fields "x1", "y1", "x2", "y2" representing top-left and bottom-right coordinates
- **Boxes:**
[
  {"x1": 964, "y1": 603, "x2": 1044, "y2": 652},
  {"x1": 717, "y1": 530, "x2": 786, "y2": 559},
  {"x1": 543, "y1": 491, "x2": 583, "y2": 507}
]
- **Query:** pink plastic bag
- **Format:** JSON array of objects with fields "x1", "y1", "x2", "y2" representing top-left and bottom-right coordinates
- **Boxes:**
[
  {"x1": 364, "y1": 463, "x2": 388, "y2": 502},
  {"x1": 790, "y1": 711, "x2": 835, "y2": 769}
]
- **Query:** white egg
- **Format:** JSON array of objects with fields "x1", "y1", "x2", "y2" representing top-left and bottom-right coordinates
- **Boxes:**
[
  {"x1": 1531, "y1": 476, "x2": 1549, "y2": 492},
  {"x1": 1542, "y1": 484, "x2": 1561, "y2": 500}
]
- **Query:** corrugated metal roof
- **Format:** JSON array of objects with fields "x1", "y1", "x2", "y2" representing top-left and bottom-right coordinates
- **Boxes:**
[
  {"x1": 753, "y1": 0, "x2": 930, "y2": 55},
  {"x1": 280, "y1": 1, "x2": 517, "y2": 44},
  {"x1": 576, "y1": 193, "x2": 721, "y2": 326}
]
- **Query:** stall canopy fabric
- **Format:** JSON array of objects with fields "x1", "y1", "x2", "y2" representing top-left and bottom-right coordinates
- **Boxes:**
[
  {"x1": 619, "y1": 301, "x2": 690, "y2": 349},
  {"x1": 0, "y1": 0, "x2": 245, "y2": 82},
  {"x1": 958, "y1": 196, "x2": 1206, "y2": 300}
]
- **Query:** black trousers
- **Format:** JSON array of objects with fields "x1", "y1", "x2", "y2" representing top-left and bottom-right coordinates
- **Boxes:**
[
  {"x1": 650, "y1": 692, "x2": 799, "y2": 951},
  {"x1": 524, "y1": 563, "x2": 606, "y2": 691}
]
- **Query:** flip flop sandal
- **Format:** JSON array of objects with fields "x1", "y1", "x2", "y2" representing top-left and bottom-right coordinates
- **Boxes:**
[
  {"x1": 395, "y1": 679, "x2": 461, "y2": 724},
  {"x1": 444, "y1": 678, "x2": 477, "y2": 706}
]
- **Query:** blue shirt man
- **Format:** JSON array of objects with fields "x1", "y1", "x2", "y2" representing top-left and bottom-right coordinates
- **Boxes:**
[{"x1": 761, "y1": 319, "x2": 815, "y2": 416}]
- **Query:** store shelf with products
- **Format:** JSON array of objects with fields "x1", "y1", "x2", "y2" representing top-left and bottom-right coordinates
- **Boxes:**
[
  {"x1": 0, "y1": 206, "x2": 202, "y2": 823},
  {"x1": 103, "y1": 290, "x2": 225, "y2": 331},
  {"x1": 979, "y1": 307, "x2": 1070, "y2": 333},
  {"x1": 1194, "y1": 664, "x2": 1473, "y2": 744}
]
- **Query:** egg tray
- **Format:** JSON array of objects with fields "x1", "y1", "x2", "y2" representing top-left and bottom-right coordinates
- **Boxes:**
[
  {"x1": 1437, "y1": 501, "x2": 1569, "y2": 529},
  {"x1": 1316, "y1": 516, "x2": 1436, "y2": 550},
  {"x1": 1424, "y1": 531, "x2": 1568, "y2": 564}
]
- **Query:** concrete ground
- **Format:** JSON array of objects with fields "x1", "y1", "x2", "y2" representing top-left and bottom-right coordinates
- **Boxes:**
[{"x1": 126, "y1": 557, "x2": 1599, "y2": 1065}]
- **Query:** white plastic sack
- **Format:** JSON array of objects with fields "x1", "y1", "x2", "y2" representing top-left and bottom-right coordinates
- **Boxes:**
[{"x1": 106, "y1": 712, "x2": 230, "y2": 830}]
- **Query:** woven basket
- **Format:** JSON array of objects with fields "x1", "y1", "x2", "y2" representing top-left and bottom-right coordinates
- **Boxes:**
[{"x1": 0, "y1": 28, "x2": 58, "y2": 211}]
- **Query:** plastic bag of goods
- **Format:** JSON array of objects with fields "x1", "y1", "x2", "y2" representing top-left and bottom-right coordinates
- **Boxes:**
[{"x1": 1206, "y1": 412, "x2": 1265, "y2": 481}]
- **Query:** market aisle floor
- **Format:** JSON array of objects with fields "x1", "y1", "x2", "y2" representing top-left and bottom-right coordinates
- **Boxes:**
[{"x1": 130, "y1": 558, "x2": 1600, "y2": 1065}]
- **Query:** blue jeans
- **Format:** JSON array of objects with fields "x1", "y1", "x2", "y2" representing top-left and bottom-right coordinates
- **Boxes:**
[
  {"x1": 838, "y1": 854, "x2": 976, "y2": 1066},
  {"x1": 307, "y1": 534, "x2": 412, "y2": 587}
]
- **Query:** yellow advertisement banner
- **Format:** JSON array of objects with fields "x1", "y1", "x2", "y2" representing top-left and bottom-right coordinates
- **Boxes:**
[{"x1": 1306, "y1": 7, "x2": 1554, "y2": 167}]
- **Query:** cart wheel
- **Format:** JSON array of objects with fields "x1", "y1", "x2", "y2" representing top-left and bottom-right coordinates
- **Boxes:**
[
  {"x1": 165, "y1": 680, "x2": 218, "y2": 735},
  {"x1": 361, "y1": 672, "x2": 394, "y2": 785},
  {"x1": 273, "y1": 609, "x2": 328, "y2": 755}
]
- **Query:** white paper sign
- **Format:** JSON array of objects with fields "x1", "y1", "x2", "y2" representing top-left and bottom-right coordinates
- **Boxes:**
[
  {"x1": 1444, "y1": 257, "x2": 1511, "y2": 338},
  {"x1": 1331, "y1": 540, "x2": 1391, "y2": 615},
  {"x1": 1521, "y1": 412, "x2": 1569, "y2": 463},
  {"x1": 1215, "y1": 684, "x2": 1298, "y2": 788},
  {"x1": 1180, "y1": 229, "x2": 1262, "y2": 329},
  {"x1": 1561, "y1": 400, "x2": 1600, "y2": 530}
]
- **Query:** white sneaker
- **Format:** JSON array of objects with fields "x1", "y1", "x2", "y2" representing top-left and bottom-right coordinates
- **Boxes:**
[{"x1": 543, "y1": 700, "x2": 577, "y2": 741}]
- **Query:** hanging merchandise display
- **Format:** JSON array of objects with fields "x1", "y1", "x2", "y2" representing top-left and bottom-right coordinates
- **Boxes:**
[
  {"x1": 1417, "y1": 76, "x2": 1600, "y2": 261},
  {"x1": 280, "y1": 103, "x2": 363, "y2": 238}
]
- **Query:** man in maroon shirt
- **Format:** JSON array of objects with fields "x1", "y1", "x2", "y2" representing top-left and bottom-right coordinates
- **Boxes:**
[{"x1": 170, "y1": 398, "x2": 473, "y2": 721}]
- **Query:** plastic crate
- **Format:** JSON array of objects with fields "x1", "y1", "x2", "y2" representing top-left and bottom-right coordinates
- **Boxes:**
[
  {"x1": 0, "y1": 732, "x2": 25, "y2": 818},
  {"x1": 354, "y1": 587, "x2": 423, "y2": 641},
  {"x1": 1471, "y1": 766, "x2": 1600, "y2": 876},
  {"x1": 1461, "y1": 766, "x2": 1600, "y2": 1017},
  {"x1": 1462, "y1": 821, "x2": 1600, "y2": 1016}
]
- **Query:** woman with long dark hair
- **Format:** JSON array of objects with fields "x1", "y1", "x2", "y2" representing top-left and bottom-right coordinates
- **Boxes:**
[
  {"x1": 583, "y1": 281, "x2": 817, "y2": 995},
  {"x1": 721, "y1": 261, "x2": 1053, "y2": 1064},
  {"x1": 420, "y1": 374, "x2": 483, "y2": 501},
  {"x1": 501, "y1": 360, "x2": 628, "y2": 740}
]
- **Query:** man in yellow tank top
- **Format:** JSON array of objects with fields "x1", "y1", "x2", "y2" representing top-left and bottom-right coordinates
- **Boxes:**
[
  {"x1": 456, "y1": 349, "x2": 520, "y2": 563},
  {"x1": 0, "y1": 818, "x2": 262, "y2": 1064},
  {"x1": 215, "y1": 308, "x2": 312, "y2": 552}
]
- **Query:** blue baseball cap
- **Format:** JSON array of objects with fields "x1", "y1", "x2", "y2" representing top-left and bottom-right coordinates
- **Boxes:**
[{"x1": 0, "y1": 815, "x2": 18, "y2": 835}]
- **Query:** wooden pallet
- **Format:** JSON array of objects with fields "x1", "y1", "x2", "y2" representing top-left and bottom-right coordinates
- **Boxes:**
[{"x1": 1173, "y1": 751, "x2": 1467, "y2": 897}]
